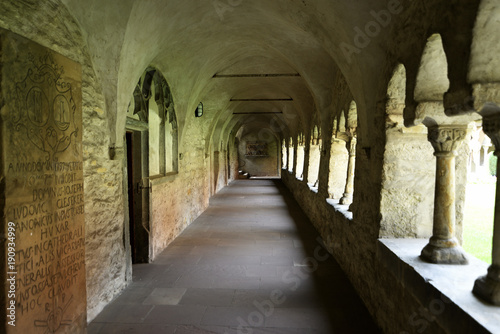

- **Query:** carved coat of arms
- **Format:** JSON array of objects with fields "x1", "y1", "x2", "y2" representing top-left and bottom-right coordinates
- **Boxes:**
[{"x1": 12, "y1": 53, "x2": 79, "y2": 161}]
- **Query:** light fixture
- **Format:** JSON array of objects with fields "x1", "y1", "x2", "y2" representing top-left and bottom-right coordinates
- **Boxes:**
[{"x1": 195, "y1": 102, "x2": 203, "y2": 117}]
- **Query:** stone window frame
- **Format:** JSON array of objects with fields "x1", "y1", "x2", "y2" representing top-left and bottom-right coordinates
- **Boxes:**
[{"x1": 126, "y1": 66, "x2": 179, "y2": 180}]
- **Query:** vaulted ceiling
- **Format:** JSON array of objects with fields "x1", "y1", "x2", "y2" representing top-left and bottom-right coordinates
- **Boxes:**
[
  {"x1": 60, "y1": 0, "x2": 396, "y2": 149},
  {"x1": 58, "y1": 0, "x2": 487, "y2": 152}
]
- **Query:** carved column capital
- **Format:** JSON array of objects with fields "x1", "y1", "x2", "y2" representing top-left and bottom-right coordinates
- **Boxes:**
[{"x1": 427, "y1": 125, "x2": 467, "y2": 156}]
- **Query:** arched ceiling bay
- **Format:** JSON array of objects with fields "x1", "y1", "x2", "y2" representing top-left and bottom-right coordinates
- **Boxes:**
[{"x1": 62, "y1": 0, "x2": 392, "y2": 148}]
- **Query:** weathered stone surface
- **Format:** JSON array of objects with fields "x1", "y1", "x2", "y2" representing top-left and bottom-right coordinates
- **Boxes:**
[
  {"x1": 420, "y1": 125, "x2": 469, "y2": 264},
  {"x1": 150, "y1": 158, "x2": 210, "y2": 259},
  {"x1": 380, "y1": 131, "x2": 435, "y2": 238},
  {"x1": 0, "y1": 1, "x2": 129, "y2": 323},
  {"x1": 295, "y1": 145, "x2": 305, "y2": 179},
  {"x1": 0, "y1": 2, "x2": 496, "y2": 334},
  {"x1": 339, "y1": 135, "x2": 356, "y2": 205},
  {"x1": 474, "y1": 265, "x2": 500, "y2": 305},
  {"x1": 328, "y1": 139, "x2": 348, "y2": 199},
  {"x1": 287, "y1": 146, "x2": 294, "y2": 173},
  {"x1": 1, "y1": 29, "x2": 85, "y2": 333},
  {"x1": 307, "y1": 144, "x2": 320, "y2": 184},
  {"x1": 473, "y1": 83, "x2": 500, "y2": 112},
  {"x1": 237, "y1": 133, "x2": 279, "y2": 177},
  {"x1": 473, "y1": 106, "x2": 500, "y2": 306},
  {"x1": 380, "y1": 239, "x2": 500, "y2": 334}
]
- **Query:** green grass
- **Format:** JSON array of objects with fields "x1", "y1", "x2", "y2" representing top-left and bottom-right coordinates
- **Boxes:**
[{"x1": 463, "y1": 177, "x2": 496, "y2": 264}]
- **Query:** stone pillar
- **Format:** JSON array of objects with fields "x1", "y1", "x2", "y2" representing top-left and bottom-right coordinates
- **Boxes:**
[
  {"x1": 328, "y1": 136, "x2": 349, "y2": 199},
  {"x1": 318, "y1": 136, "x2": 331, "y2": 199},
  {"x1": 473, "y1": 105, "x2": 500, "y2": 304},
  {"x1": 308, "y1": 139, "x2": 321, "y2": 186},
  {"x1": 1, "y1": 30, "x2": 86, "y2": 333},
  {"x1": 421, "y1": 125, "x2": 468, "y2": 264},
  {"x1": 340, "y1": 129, "x2": 357, "y2": 205}
]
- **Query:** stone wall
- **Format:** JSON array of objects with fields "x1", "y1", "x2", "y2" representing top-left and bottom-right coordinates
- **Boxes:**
[
  {"x1": 380, "y1": 128, "x2": 435, "y2": 238},
  {"x1": 216, "y1": 150, "x2": 228, "y2": 192},
  {"x1": 229, "y1": 138, "x2": 239, "y2": 182},
  {"x1": 295, "y1": 146, "x2": 305, "y2": 179},
  {"x1": 328, "y1": 140, "x2": 348, "y2": 199},
  {"x1": 307, "y1": 144, "x2": 321, "y2": 184},
  {"x1": 282, "y1": 170, "x2": 438, "y2": 334},
  {"x1": 211, "y1": 150, "x2": 228, "y2": 195},
  {"x1": 150, "y1": 153, "x2": 209, "y2": 259},
  {"x1": 282, "y1": 117, "x2": 476, "y2": 333},
  {"x1": 238, "y1": 133, "x2": 279, "y2": 177},
  {"x1": 1, "y1": 29, "x2": 87, "y2": 333},
  {"x1": 280, "y1": 94, "x2": 426, "y2": 333},
  {"x1": 0, "y1": 2, "x2": 217, "y2": 324},
  {"x1": 0, "y1": 1, "x2": 129, "y2": 323}
]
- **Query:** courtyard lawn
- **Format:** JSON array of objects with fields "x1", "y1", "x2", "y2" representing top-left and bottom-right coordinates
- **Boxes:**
[{"x1": 463, "y1": 177, "x2": 496, "y2": 264}]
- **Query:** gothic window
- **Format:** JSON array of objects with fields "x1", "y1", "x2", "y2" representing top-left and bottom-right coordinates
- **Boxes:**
[{"x1": 126, "y1": 67, "x2": 178, "y2": 176}]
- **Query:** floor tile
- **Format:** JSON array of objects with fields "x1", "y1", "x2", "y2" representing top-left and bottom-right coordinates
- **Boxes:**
[
  {"x1": 174, "y1": 325, "x2": 238, "y2": 334},
  {"x1": 245, "y1": 265, "x2": 278, "y2": 277},
  {"x1": 112, "y1": 287, "x2": 154, "y2": 305},
  {"x1": 264, "y1": 307, "x2": 335, "y2": 330},
  {"x1": 261, "y1": 256, "x2": 294, "y2": 266},
  {"x1": 179, "y1": 288, "x2": 235, "y2": 306},
  {"x1": 201, "y1": 306, "x2": 265, "y2": 327},
  {"x1": 92, "y1": 304, "x2": 154, "y2": 324},
  {"x1": 174, "y1": 274, "x2": 215, "y2": 288},
  {"x1": 87, "y1": 322, "x2": 104, "y2": 334},
  {"x1": 92, "y1": 323, "x2": 176, "y2": 334},
  {"x1": 143, "y1": 305, "x2": 206, "y2": 324},
  {"x1": 212, "y1": 277, "x2": 262, "y2": 289},
  {"x1": 142, "y1": 287, "x2": 186, "y2": 305}
]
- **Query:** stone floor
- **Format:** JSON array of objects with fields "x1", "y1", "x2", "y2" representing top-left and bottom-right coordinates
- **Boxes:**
[{"x1": 88, "y1": 179, "x2": 381, "y2": 334}]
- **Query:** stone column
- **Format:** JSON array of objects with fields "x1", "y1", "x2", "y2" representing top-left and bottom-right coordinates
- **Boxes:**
[
  {"x1": 473, "y1": 105, "x2": 500, "y2": 304},
  {"x1": 421, "y1": 125, "x2": 468, "y2": 264},
  {"x1": 340, "y1": 129, "x2": 357, "y2": 205}
]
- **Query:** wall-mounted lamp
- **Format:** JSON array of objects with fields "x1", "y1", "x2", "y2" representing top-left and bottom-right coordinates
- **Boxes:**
[{"x1": 195, "y1": 102, "x2": 204, "y2": 117}]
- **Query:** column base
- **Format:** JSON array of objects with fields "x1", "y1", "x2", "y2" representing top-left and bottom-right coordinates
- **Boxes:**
[
  {"x1": 339, "y1": 194, "x2": 352, "y2": 205},
  {"x1": 473, "y1": 265, "x2": 500, "y2": 305},
  {"x1": 420, "y1": 237, "x2": 468, "y2": 264}
]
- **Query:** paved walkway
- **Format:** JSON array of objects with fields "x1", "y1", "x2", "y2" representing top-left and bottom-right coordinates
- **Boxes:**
[{"x1": 89, "y1": 180, "x2": 380, "y2": 333}]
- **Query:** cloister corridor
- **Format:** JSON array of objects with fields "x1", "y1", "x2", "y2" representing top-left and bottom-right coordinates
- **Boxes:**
[
  {"x1": 3, "y1": 2, "x2": 500, "y2": 334},
  {"x1": 88, "y1": 180, "x2": 380, "y2": 334}
]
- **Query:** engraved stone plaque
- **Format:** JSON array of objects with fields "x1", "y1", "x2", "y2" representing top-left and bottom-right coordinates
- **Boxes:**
[{"x1": 0, "y1": 29, "x2": 86, "y2": 333}]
